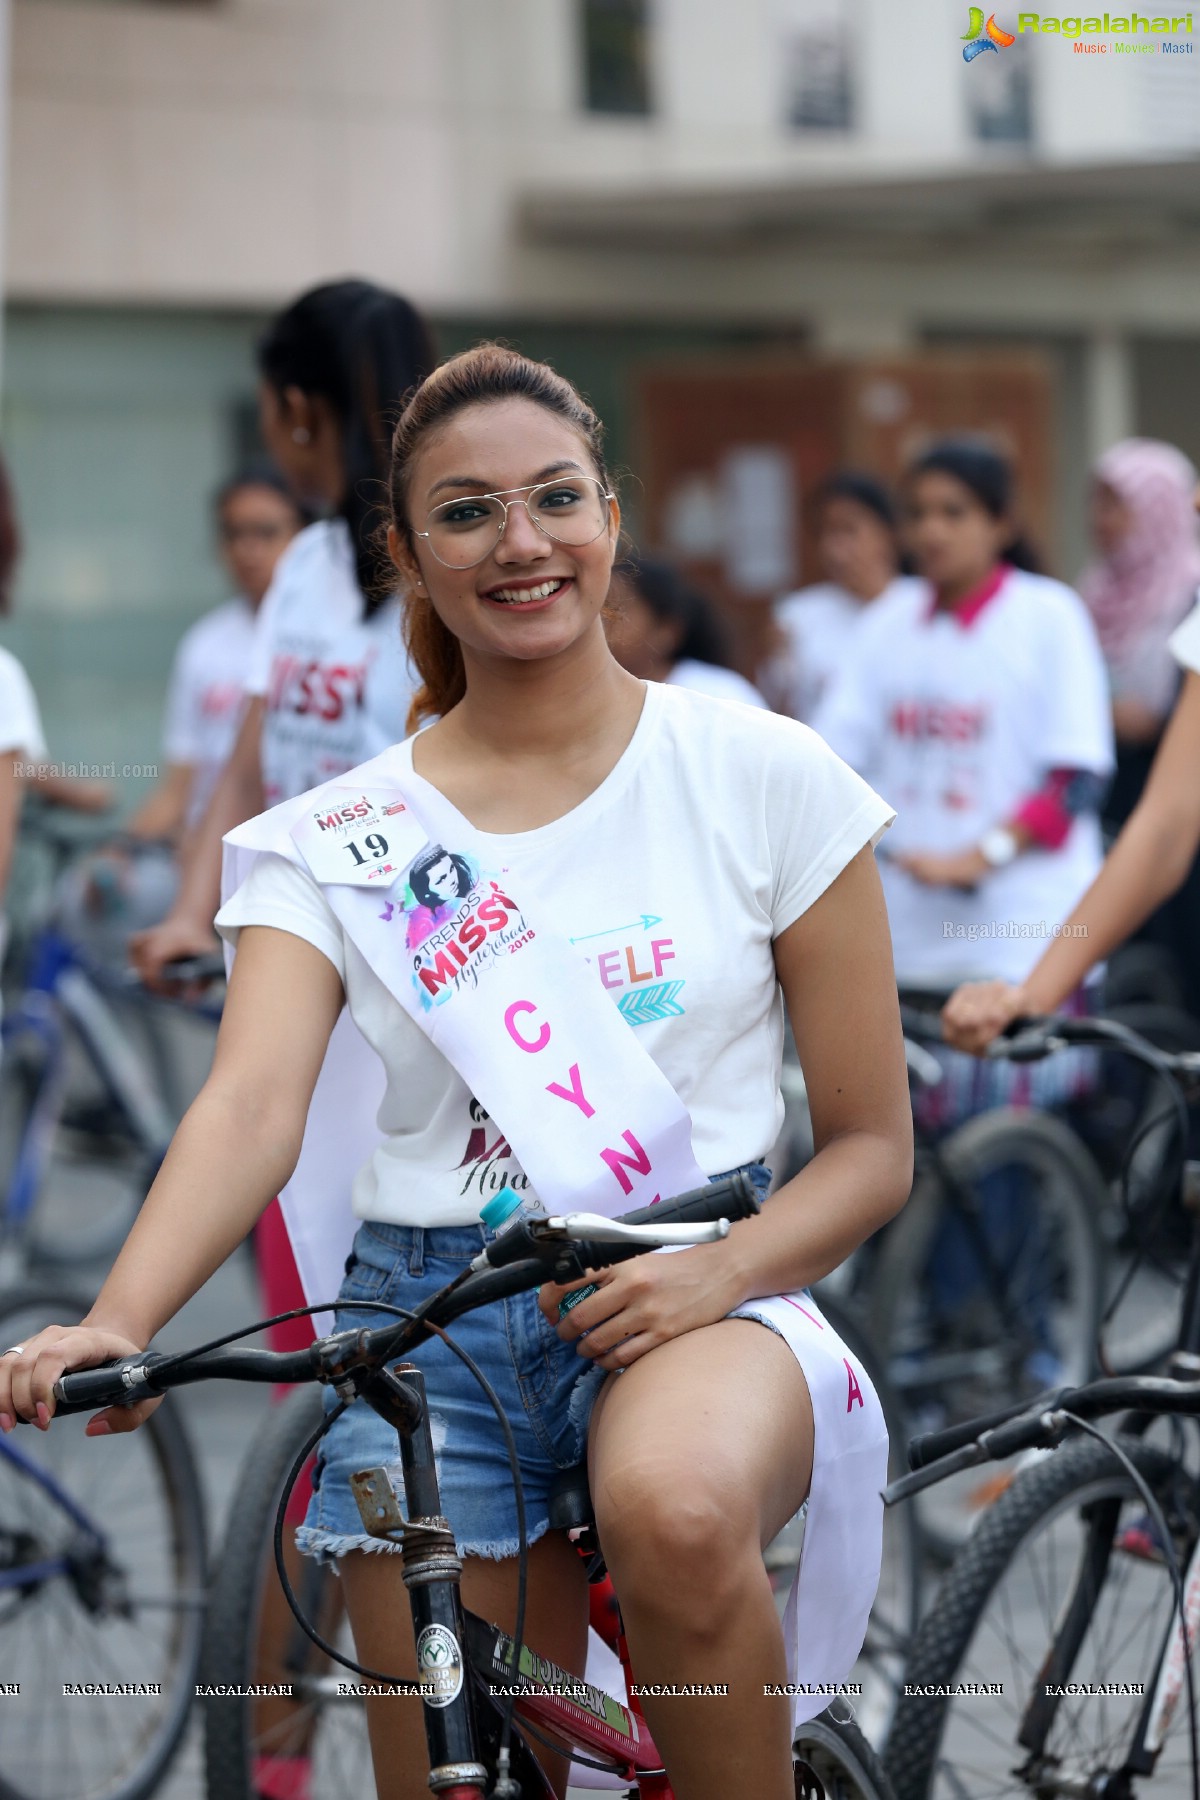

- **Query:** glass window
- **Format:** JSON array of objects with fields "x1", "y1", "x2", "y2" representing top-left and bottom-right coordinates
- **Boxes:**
[
  {"x1": 580, "y1": 0, "x2": 654, "y2": 116},
  {"x1": 964, "y1": 33, "x2": 1034, "y2": 144},
  {"x1": 778, "y1": 0, "x2": 855, "y2": 131}
]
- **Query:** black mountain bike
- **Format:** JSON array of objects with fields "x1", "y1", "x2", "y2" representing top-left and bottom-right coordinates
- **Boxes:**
[
  {"x1": 49, "y1": 1173, "x2": 896, "y2": 1800},
  {"x1": 885, "y1": 1013, "x2": 1200, "y2": 1800}
]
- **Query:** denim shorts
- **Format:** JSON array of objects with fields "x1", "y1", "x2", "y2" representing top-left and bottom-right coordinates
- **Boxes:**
[{"x1": 295, "y1": 1163, "x2": 773, "y2": 1565}]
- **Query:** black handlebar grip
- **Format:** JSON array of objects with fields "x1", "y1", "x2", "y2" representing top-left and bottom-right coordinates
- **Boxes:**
[
  {"x1": 53, "y1": 1355, "x2": 165, "y2": 1415},
  {"x1": 908, "y1": 1388, "x2": 1068, "y2": 1470},
  {"x1": 619, "y1": 1170, "x2": 761, "y2": 1228}
]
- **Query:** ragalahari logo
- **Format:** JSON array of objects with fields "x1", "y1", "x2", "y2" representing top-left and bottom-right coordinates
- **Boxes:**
[{"x1": 962, "y1": 7, "x2": 1018, "y2": 55}]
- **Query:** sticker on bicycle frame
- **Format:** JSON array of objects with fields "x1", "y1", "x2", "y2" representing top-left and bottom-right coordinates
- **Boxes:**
[
  {"x1": 416, "y1": 1624, "x2": 464, "y2": 1708},
  {"x1": 292, "y1": 789, "x2": 412, "y2": 889}
]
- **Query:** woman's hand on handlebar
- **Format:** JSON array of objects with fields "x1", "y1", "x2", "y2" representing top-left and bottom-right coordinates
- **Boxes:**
[
  {"x1": 0, "y1": 1326, "x2": 161, "y2": 1437},
  {"x1": 538, "y1": 1247, "x2": 741, "y2": 1373},
  {"x1": 130, "y1": 912, "x2": 220, "y2": 995},
  {"x1": 941, "y1": 979, "x2": 1029, "y2": 1056}
]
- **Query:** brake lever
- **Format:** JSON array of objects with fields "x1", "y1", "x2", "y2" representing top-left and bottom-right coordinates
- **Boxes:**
[{"x1": 543, "y1": 1213, "x2": 730, "y2": 1246}]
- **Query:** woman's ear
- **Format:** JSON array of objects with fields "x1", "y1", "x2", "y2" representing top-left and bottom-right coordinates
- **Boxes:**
[{"x1": 387, "y1": 523, "x2": 423, "y2": 592}]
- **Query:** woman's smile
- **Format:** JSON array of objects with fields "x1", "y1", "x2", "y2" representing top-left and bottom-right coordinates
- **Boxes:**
[{"x1": 480, "y1": 575, "x2": 574, "y2": 611}]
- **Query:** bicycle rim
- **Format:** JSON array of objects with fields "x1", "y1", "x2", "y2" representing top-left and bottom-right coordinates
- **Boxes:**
[
  {"x1": 0, "y1": 1285, "x2": 206, "y2": 1800},
  {"x1": 201, "y1": 1384, "x2": 377, "y2": 1799},
  {"x1": 793, "y1": 1706, "x2": 898, "y2": 1799},
  {"x1": 886, "y1": 1437, "x2": 1199, "y2": 1800}
]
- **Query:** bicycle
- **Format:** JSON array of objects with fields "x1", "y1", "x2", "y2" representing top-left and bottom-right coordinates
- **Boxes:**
[
  {"x1": 0, "y1": 1280, "x2": 207, "y2": 1800},
  {"x1": 0, "y1": 809, "x2": 225, "y2": 1270},
  {"x1": 49, "y1": 1173, "x2": 897, "y2": 1800},
  {"x1": 883, "y1": 1012, "x2": 1200, "y2": 1800}
]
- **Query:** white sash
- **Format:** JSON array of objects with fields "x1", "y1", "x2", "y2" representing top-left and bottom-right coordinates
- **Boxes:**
[
  {"x1": 286, "y1": 772, "x2": 707, "y2": 1219},
  {"x1": 220, "y1": 744, "x2": 888, "y2": 1732}
]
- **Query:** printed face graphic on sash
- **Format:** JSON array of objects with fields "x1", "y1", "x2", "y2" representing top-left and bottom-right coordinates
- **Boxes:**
[{"x1": 410, "y1": 846, "x2": 473, "y2": 911}]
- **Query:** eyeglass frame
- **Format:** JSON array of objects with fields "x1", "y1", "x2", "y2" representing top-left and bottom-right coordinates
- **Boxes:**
[{"x1": 410, "y1": 476, "x2": 617, "y2": 570}]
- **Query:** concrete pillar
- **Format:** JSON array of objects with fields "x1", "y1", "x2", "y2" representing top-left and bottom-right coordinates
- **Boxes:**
[{"x1": 1084, "y1": 327, "x2": 1136, "y2": 465}]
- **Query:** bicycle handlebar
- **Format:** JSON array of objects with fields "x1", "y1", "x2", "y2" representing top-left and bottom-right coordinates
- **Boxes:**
[
  {"x1": 984, "y1": 1012, "x2": 1200, "y2": 1078},
  {"x1": 887, "y1": 1373, "x2": 1200, "y2": 1505},
  {"x1": 51, "y1": 1172, "x2": 761, "y2": 1416}
]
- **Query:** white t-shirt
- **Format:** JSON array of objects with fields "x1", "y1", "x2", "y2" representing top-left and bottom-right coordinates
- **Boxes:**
[
  {"x1": 772, "y1": 577, "x2": 920, "y2": 723},
  {"x1": 246, "y1": 519, "x2": 418, "y2": 807},
  {"x1": 0, "y1": 648, "x2": 47, "y2": 762},
  {"x1": 813, "y1": 569, "x2": 1114, "y2": 987},
  {"x1": 1168, "y1": 595, "x2": 1200, "y2": 675},
  {"x1": 216, "y1": 683, "x2": 894, "y2": 1229},
  {"x1": 162, "y1": 598, "x2": 256, "y2": 830},
  {"x1": 665, "y1": 658, "x2": 768, "y2": 708}
]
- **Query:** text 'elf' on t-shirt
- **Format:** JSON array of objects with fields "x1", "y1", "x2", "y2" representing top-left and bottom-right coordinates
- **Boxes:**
[
  {"x1": 162, "y1": 598, "x2": 256, "y2": 831},
  {"x1": 215, "y1": 683, "x2": 894, "y2": 1229},
  {"x1": 812, "y1": 566, "x2": 1114, "y2": 988},
  {"x1": 245, "y1": 518, "x2": 419, "y2": 807}
]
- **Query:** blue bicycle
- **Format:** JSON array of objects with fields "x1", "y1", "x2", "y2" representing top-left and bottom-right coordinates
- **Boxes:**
[
  {"x1": 1, "y1": 804, "x2": 224, "y2": 1273},
  {"x1": 0, "y1": 1281, "x2": 206, "y2": 1800}
]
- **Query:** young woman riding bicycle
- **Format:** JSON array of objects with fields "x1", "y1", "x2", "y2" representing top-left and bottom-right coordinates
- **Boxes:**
[{"x1": 0, "y1": 346, "x2": 913, "y2": 1800}]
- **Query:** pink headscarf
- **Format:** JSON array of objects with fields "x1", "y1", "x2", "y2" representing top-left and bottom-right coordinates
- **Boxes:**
[{"x1": 1080, "y1": 438, "x2": 1200, "y2": 665}]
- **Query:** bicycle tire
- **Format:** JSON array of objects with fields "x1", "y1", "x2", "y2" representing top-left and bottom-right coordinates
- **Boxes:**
[
  {"x1": 867, "y1": 1107, "x2": 1105, "y2": 1561},
  {"x1": 201, "y1": 1384, "x2": 377, "y2": 1800},
  {"x1": 793, "y1": 1706, "x2": 898, "y2": 1799},
  {"x1": 885, "y1": 1436, "x2": 1196, "y2": 1800},
  {"x1": 1087, "y1": 1001, "x2": 1200, "y2": 1373},
  {"x1": 0, "y1": 1282, "x2": 206, "y2": 1800}
]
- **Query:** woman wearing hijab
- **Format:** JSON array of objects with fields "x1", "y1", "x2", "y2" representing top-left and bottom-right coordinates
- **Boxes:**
[{"x1": 1080, "y1": 438, "x2": 1200, "y2": 1010}]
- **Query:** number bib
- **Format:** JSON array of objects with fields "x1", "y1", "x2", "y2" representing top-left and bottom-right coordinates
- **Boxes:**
[{"x1": 291, "y1": 787, "x2": 421, "y2": 889}]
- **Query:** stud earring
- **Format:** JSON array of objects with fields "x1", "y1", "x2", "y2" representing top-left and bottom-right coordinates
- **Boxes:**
[{"x1": 291, "y1": 427, "x2": 311, "y2": 445}]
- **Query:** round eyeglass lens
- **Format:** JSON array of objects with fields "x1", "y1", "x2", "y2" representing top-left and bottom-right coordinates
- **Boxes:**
[{"x1": 423, "y1": 477, "x2": 611, "y2": 569}]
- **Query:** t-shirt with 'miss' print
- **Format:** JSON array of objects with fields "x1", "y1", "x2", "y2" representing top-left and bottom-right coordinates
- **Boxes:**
[{"x1": 216, "y1": 682, "x2": 893, "y2": 1229}]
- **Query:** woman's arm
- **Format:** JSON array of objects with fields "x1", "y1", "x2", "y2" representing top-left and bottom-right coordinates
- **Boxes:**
[
  {"x1": 125, "y1": 762, "x2": 195, "y2": 841},
  {"x1": 729, "y1": 843, "x2": 914, "y2": 1298},
  {"x1": 943, "y1": 668, "x2": 1200, "y2": 1052},
  {"x1": 130, "y1": 697, "x2": 265, "y2": 984},
  {"x1": 0, "y1": 749, "x2": 21, "y2": 902},
  {"x1": 0, "y1": 922, "x2": 344, "y2": 1431},
  {"x1": 544, "y1": 846, "x2": 913, "y2": 1369}
]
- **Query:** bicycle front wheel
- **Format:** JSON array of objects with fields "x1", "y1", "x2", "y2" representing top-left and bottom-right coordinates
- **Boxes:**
[
  {"x1": 0, "y1": 1283, "x2": 206, "y2": 1800},
  {"x1": 201, "y1": 1384, "x2": 377, "y2": 1800},
  {"x1": 793, "y1": 1706, "x2": 898, "y2": 1799},
  {"x1": 885, "y1": 1436, "x2": 1199, "y2": 1800}
]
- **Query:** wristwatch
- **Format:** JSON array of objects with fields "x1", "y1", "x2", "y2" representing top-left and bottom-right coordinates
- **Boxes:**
[{"x1": 979, "y1": 826, "x2": 1019, "y2": 869}]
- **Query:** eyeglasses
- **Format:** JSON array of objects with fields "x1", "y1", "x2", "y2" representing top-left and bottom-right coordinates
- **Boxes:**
[{"x1": 412, "y1": 477, "x2": 615, "y2": 570}]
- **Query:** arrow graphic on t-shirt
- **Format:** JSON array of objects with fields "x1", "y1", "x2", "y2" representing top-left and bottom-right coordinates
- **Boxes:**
[
  {"x1": 617, "y1": 981, "x2": 686, "y2": 1027},
  {"x1": 570, "y1": 915, "x2": 663, "y2": 945}
]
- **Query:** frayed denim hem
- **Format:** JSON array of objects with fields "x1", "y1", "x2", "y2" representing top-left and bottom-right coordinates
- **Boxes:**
[{"x1": 294, "y1": 1515, "x2": 555, "y2": 1569}]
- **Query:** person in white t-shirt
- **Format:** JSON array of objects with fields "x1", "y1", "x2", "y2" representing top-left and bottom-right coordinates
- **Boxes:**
[
  {"x1": 944, "y1": 549, "x2": 1200, "y2": 1054},
  {"x1": 54, "y1": 473, "x2": 307, "y2": 963},
  {"x1": 0, "y1": 645, "x2": 48, "y2": 973},
  {"x1": 764, "y1": 472, "x2": 919, "y2": 724},
  {"x1": 132, "y1": 280, "x2": 433, "y2": 988},
  {"x1": 132, "y1": 470, "x2": 306, "y2": 843},
  {"x1": 8, "y1": 346, "x2": 913, "y2": 1800},
  {"x1": 816, "y1": 438, "x2": 1114, "y2": 1382},
  {"x1": 607, "y1": 552, "x2": 769, "y2": 708}
]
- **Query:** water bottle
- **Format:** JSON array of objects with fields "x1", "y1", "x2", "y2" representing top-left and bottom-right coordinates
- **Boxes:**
[{"x1": 479, "y1": 1190, "x2": 545, "y2": 1237}]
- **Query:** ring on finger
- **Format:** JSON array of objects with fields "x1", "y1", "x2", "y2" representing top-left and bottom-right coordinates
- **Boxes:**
[{"x1": 3, "y1": 1346, "x2": 25, "y2": 1357}]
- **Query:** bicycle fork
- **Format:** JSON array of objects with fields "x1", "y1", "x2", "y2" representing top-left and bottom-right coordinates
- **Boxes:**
[{"x1": 350, "y1": 1363, "x2": 490, "y2": 1798}]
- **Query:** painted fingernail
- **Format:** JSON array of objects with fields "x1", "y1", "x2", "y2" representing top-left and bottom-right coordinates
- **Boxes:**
[
  {"x1": 86, "y1": 1418, "x2": 113, "y2": 1436},
  {"x1": 35, "y1": 1402, "x2": 50, "y2": 1427},
  {"x1": 0, "y1": 1413, "x2": 12, "y2": 1433}
]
